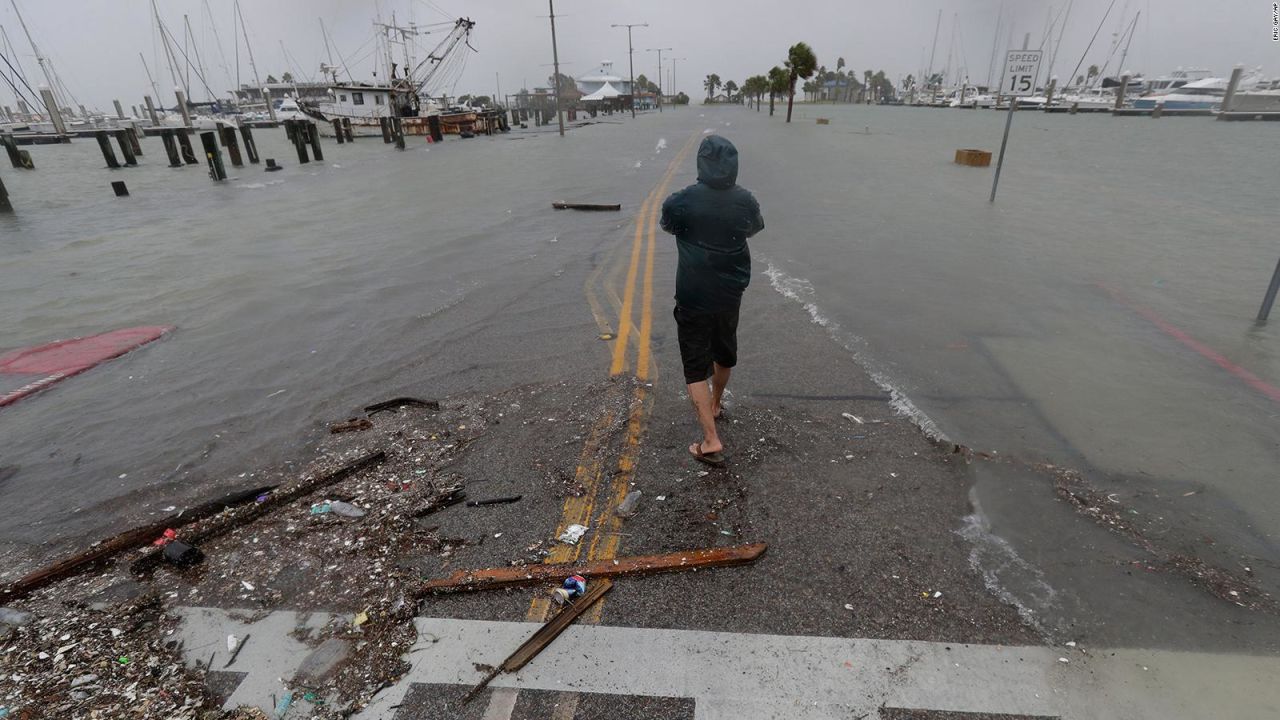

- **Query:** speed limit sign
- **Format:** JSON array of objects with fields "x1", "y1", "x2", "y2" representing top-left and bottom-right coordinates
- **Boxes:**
[{"x1": 1003, "y1": 50, "x2": 1043, "y2": 96}]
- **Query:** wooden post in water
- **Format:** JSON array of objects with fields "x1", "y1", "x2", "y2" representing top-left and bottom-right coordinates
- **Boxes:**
[
  {"x1": 177, "y1": 131, "x2": 198, "y2": 164},
  {"x1": 1257, "y1": 257, "x2": 1280, "y2": 325},
  {"x1": 111, "y1": 180, "x2": 129, "y2": 197},
  {"x1": 131, "y1": 105, "x2": 139, "y2": 119},
  {"x1": 175, "y1": 90, "x2": 193, "y2": 127},
  {"x1": 1, "y1": 106, "x2": 11, "y2": 122},
  {"x1": 239, "y1": 125, "x2": 260, "y2": 163},
  {"x1": 306, "y1": 122, "x2": 324, "y2": 161},
  {"x1": 332, "y1": 119, "x2": 345, "y2": 144},
  {"x1": 144, "y1": 95, "x2": 161, "y2": 125},
  {"x1": 39, "y1": 88, "x2": 67, "y2": 136},
  {"x1": 342, "y1": 118, "x2": 353, "y2": 142},
  {"x1": 113, "y1": 129, "x2": 137, "y2": 166},
  {"x1": 220, "y1": 126, "x2": 243, "y2": 167},
  {"x1": 199, "y1": 131, "x2": 227, "y2": 180},
  {"x1": 292, "y1": 123, "x2": 310, "y2": 164},
  {"x1": 392, "y1": 117, "x2": 405, "y2": 150},
  {"x1": 0, "y1": 173, "x2": 10, "y2": 211},
  {"x1": 428, "y1": 115, "x2": 443, "y2": 143},
  {"x1": 380, "y1": 117, "x2": 392, "y2": 143},
  {"x1": 1044, "y1": 78, "x2": 1057, "y2": 109},
  {"x1": 1220, "y1": 66, "x2": 1244, "y2": 116},
  {"x1": 95, "y1": 130, "x2": 121, "y2": 168},
  {"x1": 1114, "y1": 75, "x2": 1130, "y2": 110},
  {"x1": 126, "y1": 127, "x2": 143, "y2": 156},
  {"x1": 113, "y1": 100, "x2": 125, "y2": 119},
  {"x1": 2, "y1": 133, "x2": 24, "y2": 168},
  {"x1": 160, "y1": 129, "x2": 181, "y2": 167},
  {"x1": 1151, "y1": 103, "x2": 1163, "y2": 119},
  {"x1": 1070, "y1": 101, "x2": 1079, "y2": 114}
]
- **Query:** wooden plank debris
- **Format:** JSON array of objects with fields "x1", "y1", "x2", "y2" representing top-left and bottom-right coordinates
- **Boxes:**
[
  {"x1": 462, "y1": 578, "x2": 613, "y2": 704},
  {"x1": 130, "y1": 450, "x2": 386, "y2": 574},
  {"x1": 410, "y1": 485, "x2": 466, "y2": 518},
  {"x1": 418, "y1": 542, "x2": 767, "y2": 596},
  {"x1": 364, "y1": 397, "x2": 439, "y2": 415},
  {"x1": 2, "y1": 484, "x2": 275, "y2": 601},
  {"x1": 552, "y1": 202, "x2": 621, "y2": 211}
]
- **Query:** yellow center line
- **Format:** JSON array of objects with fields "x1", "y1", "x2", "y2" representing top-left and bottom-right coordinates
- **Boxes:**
[{"x1": 607, "y1": 194, "x2": 651, "y2": 377}]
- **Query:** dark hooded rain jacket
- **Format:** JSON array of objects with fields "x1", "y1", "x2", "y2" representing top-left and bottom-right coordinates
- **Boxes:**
[{"x1": 659, "y1": 135, "x2": 765, "y2": 312}]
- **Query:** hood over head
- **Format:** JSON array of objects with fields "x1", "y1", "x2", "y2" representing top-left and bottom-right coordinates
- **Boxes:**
[{"x1": 696, "y1": 134, "x2": 739, "y2": 190}]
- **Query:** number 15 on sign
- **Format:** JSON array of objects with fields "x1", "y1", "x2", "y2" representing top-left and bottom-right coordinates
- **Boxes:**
[{"x1": 990, "y1": 49, "x2": 1043, "y2": 202}]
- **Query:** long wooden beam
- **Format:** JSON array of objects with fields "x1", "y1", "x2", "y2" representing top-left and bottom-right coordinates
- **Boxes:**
[{"x1": 418, "y1": 542, "x2": 767, "y2": 596}]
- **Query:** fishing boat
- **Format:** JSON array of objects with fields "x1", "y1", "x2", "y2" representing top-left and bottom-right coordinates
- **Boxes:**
[{"x1": 299, "y1": 17, "x2": 475, "y2": 137}]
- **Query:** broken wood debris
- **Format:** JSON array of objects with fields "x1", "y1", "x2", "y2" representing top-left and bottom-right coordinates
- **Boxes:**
[
  {"x1": 417, "y1": 542, "x2": 767, "y2": 596},
  {"x1": 551, "y1": 202, "x2": 621, "y2": 211},
  {"x1": 410, "y1": 485, "x2": 466, "y2": 518},
  {"x1": 329, "y1": 417, "x2": 373, "y2": 433},
  {"x1": 2, "y1": 484, "x2": 276, "y2": 601},
  {"x1": 462, "y1": 578, "x2": 613, "y2": 703},
  {"x1": 130, "y1": 450, "x2": 386, "y2": 574},
  {"x1": 223, "y1": 632, "x2": 250, "y2": 668},
  {"x1": 466, "y1": 495, "x2": 522, "y2": 507},
  {"x1": 364, "y1": 397, "x2": 440, "y2": 416}
]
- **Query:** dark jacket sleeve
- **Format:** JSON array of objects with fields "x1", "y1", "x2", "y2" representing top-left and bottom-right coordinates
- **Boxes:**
[
  {"x1": 743, "y1": 192, "x2": 764, "y2": 239},
  {"x1": 660, "y1": 191, "x2": 685, "y2": 236}
]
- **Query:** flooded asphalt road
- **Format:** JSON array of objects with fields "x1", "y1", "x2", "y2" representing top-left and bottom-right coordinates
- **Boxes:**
[{"x1": 1, "y1": 105, "x2": 1277, "y2": 662}]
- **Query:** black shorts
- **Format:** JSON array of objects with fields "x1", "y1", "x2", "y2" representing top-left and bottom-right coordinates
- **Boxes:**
[{"x1": 674, "y1": 305, "x2": 739, "y2": 384}]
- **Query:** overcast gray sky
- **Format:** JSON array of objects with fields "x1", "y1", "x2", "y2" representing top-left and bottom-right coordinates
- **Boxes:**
[{"x1": 2, "y1": 0, "x2": 1276, "y2": 110}]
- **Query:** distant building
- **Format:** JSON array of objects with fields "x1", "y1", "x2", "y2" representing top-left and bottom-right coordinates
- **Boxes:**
[{"x1": 576, "y1": 62, "x2": 632, "y2": 96}]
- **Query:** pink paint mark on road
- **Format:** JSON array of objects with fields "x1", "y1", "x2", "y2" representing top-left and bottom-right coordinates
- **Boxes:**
[{"x1": 1095, "y1": 283, "x2": 1280, "y2": 404}]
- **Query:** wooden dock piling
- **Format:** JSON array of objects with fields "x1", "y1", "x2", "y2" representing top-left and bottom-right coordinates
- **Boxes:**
[
  {"x1": 380, "y1": 117, "x2": 392, "y2": 143},
  {"x1": 2, "y1": 133, "x2": 24, "y2": 169},
  {"x1": 0, "y1": 173, "x2": 10, "y2": 211},
  {"x1": 160, "y1": 129, "x2": 182, "y2": 167},
  {"x1": 126, "y1": 127, "x2": 143, "y2": 156},
  {"x1": 342, "y1": 118, "x2": 353, "y2": 142},
  {"x1": 114, "y1": 129, "x2": 137, "y2": 166},
  {"x1": 392, "y1": 117, "x2": 405, "y2": 150},
  {"x1": 113, "y1": 100, "x2": 126, "y2": 119},
  {"x1": 39, "y1": 88, "x2": 67, "y2": 137},
  {"x1": 1220, "y1": 66, "x2": 1244, "y2": 116},
  {"x1": 1114, "y1": 75, "x2": 1130, "y2": 110},
  {"x1": 199, "y1": 131, "x2": 227, "y2": 181},
  {"x1": 428, "y1": 115, "x2": 443, "y2": 143},
  {"x1": 332, "y1": 119, "x2": 345, "y2": 144},
  {"x1": 306, "y1": 122, "x2": 324, "y2": 161},
  {"x1": 219, "y1": 126, "x2": 243, "y2": 167},
  {"x1": 176, "y1": 131, "x2": 198, "y2": 164},
  {"x1": 111, "y1": 180, "x2": 129, "y2": 197},
  {"x1": 290, "y1": 122, "x2": 310, "y2": 164},
  {"x1": 94, "y1": 131, "x2": 121, "y2": 169},
  {"x1": 144, "y1": 96, "x2": 161, "y2": 126},
  {"x1": 239, "y1": 125, "x2": 259, "y2": 163},
  {"x1": 175, "y1": 90, "x2": 193, "y2": 127}
]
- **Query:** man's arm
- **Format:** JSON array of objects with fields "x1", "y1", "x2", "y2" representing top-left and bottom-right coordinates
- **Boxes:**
[
  {"x1": 660, "y1": 192, "x2": 685, "y2": 236},
  {"x1": 742, "y1": 193, "x2": 764, "y2": 238}
]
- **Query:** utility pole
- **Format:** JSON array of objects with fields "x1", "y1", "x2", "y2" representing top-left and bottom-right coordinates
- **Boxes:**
[
  {"x1": 646, "y1": 47, "x2": 671, "y2": 112},
  {"x1": 670, "y1": 57, "x2": 685, "y2": 103},
  {"x1": 548, "y1": 0, "x2": 564, "y2": 136},
  {"x1": 611, "y1": 22, "x2": 647, "y2": 117}
]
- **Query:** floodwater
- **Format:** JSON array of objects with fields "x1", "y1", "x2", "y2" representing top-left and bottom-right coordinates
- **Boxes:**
[{"x1": 2, "y1": 105, "x2": 1278, "y2": 633}]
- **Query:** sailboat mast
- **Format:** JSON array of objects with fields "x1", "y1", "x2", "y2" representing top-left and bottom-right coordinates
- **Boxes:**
[
  {"x1": 233, "y1": 0, "x2": 272, "y2": 120},
  {"x1": 1047, "y1": 0, "x2": 1073, "y2": 85},
  {"x1": 9, "y1": 0, "x2": 61, "y2": 106},
  {"x1": 139, "y1": 52, "x2": 161, "y2": 103},
  {"x1": 987, "y1": 2, "x2": 1003, "y2": 89},
  {"x1": 1117, "y1": 11, "x2": 1140, "y2": 74},
  {"x1": 925, "y1": 9, "x2": 941, "y2": 91}
]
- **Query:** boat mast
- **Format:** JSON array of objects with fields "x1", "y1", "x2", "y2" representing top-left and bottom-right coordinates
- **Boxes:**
[
  {"x1": 925, "y1": 9, "x2": 941, "y2": 97},
  {"x1": 9, "y1": 0, "x2": 62, "y2": 107},
  {"x1": 1117, "y1": 11, "x2": 1140, "y2": 75},
  {"x1": 1046, "y1": 0, "x2": 1072, "y2": 86},
  {"x1": 320, "y1": 18, "x2": 336, "y2": 83},
  {"x1": 986, "y1": 2, "x2": 1003, "y2": 89},
  {"x1": 139, "y1": 52, "x2": 161, "y2": 104},
  {"x1": 234, "y1": 0, "x2": 273, "y2": 120}
]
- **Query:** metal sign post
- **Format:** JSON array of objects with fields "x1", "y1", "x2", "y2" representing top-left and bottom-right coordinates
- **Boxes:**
[{"x1": 989, "y1": 49, "x2": 1043, "y2": 203}]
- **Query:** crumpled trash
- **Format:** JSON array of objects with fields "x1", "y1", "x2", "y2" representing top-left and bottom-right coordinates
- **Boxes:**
[
  {"x1": 329, "y1": 500, "x2": 366, "y2": 518},
  {"x1": 558, "y1": 524, "x2": 587, "y2": 545}
]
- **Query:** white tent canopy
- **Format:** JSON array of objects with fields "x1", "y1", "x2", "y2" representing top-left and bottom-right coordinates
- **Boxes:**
[{"x1": 582, "y1": 81, "x2": 622, "y2": 102}]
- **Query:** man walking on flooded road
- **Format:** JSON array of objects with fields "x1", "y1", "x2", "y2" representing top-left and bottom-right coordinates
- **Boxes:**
[{"x1": 660, "y1": 135, "x2": 764, "y2": 467}]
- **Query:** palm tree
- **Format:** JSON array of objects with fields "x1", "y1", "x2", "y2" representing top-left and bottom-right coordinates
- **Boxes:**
[
  {"x1": 784, "y1": 42, "x2": 817, "y2": 122},
  {"x1": 835, "y1": 57, "x2": 846, "y2": 102},
  {"x1": 724, "y1": 80, "x2": 739, "y2": 103},
  {"x1": 746, "y1": 75, "x2": 768, "y2": 111},
  {"x1": 1086, "y1": 64, "x2": 1100, "y2": 86},
  {"x1": 767, "y1": 66, "x2": 788, "y2": 116},
  {"x1": 703, "y1": 73, "x2": 722, "y2": 101}
]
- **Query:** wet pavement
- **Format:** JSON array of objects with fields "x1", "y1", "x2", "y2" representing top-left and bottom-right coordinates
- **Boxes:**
[{"x1": 2, "y1": 105, "x2": 1279, "y2": 719}]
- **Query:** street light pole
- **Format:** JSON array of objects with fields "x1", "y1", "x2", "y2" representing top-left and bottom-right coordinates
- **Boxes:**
[
  {"x1": 646, "y1": 47, "x2": 672, "y2": 112},
  {"x1": 671, "y1": 57, "x2": 686, "y2": 103},
  {"x1": 549, "y1": 0, "x2": 565, "y2": 136},
  {"x1": 611, "y1": 22, "x2": 647, "y2": 117}
]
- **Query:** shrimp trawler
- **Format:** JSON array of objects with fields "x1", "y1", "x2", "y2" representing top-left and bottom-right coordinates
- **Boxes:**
[{"x1": 299, "y1": 17, "x2": 477, "y2": 137}]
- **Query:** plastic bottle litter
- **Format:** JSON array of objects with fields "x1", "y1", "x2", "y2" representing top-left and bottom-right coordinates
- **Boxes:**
[
  {"x1": 310, "y1": 502, "x2": 332, "y2": 515},
  {"x1": 552, "y1": 575, "x2": 587, "y2": 605},
  {"x1": 615, "y1": 490, "x2": 642, "y2": 517},
  {"x1": 328, "y1": 500, "x2": 366, "y2": 518},
  {"x1": 558, "y1": 524, "x2": 587, "y2": 544}
]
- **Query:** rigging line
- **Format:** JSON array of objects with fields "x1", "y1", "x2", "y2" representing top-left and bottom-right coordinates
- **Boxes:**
[
  {"x1": 0, "y1": 47, "x2": 38, "y2": 103},
  {"x1": 203, "y1": 0, "x2": 235, "y2": 91},
  {"x1": 0, "y1": 60, "x2": 36, "y2": 107},
  {"x1": 1065, "y1": 0, "x2": 1118, "y2": 91},
  {"x1": 161, "y1": 20, "x2": 216, "y2": 99}
]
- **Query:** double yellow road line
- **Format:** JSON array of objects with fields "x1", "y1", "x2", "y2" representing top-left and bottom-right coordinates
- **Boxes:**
[{"x1": 525, "y1": 132, "x2": 698, "y2": 625}]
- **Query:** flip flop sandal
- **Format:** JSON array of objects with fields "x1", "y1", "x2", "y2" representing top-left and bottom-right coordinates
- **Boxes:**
[{"x1": 690, "y1": 441, "x2": 726, "y2": 468}]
